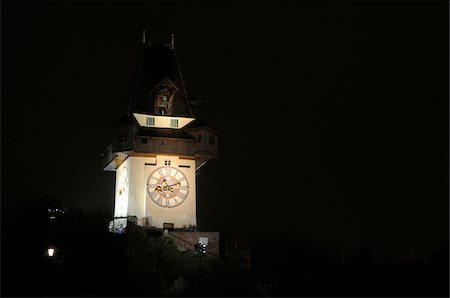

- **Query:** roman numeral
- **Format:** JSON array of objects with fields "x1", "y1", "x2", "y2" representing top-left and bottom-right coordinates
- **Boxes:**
[
  {"x1": 165, "y1": 167, "x2": 172, "y2": 175},
  {"x1": 148, "y1": 177, "x2": 158, "y2": 184},
  {"x1": 177, "y1": 192, "x2": 187, "y2": 200},
  {"x1": 157, "y1": 169, "x2": 164, "y2": 177}
]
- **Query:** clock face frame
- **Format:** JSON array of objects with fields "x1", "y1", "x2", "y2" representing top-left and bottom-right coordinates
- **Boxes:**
[{"x1": 147, "y1": 166, "x2": 190, "y2": 208}]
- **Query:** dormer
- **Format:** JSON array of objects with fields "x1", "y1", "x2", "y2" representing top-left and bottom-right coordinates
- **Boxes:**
[{"x1": 151, "y1": 77, "x2": 178, "y2": 115}]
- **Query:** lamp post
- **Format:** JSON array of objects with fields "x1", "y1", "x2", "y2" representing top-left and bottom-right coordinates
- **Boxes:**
[{"x1": 194, "y1": 240, "x2": 208, "y2": 283}]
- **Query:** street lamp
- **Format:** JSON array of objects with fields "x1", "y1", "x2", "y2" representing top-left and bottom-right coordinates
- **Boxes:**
[
  {"x1": 200, "y1": 243, "x2": 207, "y2": 255},
  {"x1": 194, "y1": 237, "x2": 208, "y2": 282},
  {"x1": 47, "y1": 247, "x2": 55, "y2": 257}
]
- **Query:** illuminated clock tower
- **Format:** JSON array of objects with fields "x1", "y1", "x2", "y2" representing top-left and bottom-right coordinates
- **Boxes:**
[{"x1": 102, "y1": 35, "x2": 218, "y2": 230}]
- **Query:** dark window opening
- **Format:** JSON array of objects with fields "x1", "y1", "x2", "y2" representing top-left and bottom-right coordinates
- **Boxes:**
[
  {"x1": 155, "y1": 89, "x2": 172, "y2": 115},
  {"x1": 158, "y1": 107, "x2": 166, "y2": 115},
  {"x1": 197, "y1": 134, "x2": 202, "y2": 144},
  {"x1": 118, "y1": 134, "x2": 128, "y2": 142},
  {"x1": 142, "y1": 138, "x2": 148, "y2": 144},
  {"x1": 209, "y1": 135, "x2": 215, "y2": 146}
]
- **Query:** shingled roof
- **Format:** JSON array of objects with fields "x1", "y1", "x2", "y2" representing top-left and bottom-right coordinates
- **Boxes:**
[
  {"x1": 127, "y1": 43, "x2": 193, "y2": 117},
  {"x1": 183, "y1": 119, "x2": 220, "y2": 134}
]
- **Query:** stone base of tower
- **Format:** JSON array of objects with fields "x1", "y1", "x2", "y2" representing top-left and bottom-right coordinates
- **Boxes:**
[{"x1": 136, "y1": 216, "x2": 197, "y2": 230}]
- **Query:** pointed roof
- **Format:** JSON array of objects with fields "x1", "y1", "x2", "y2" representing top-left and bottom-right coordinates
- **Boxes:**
[{"x1": 127, "y1": 42, "x2": 193, "y2": 117}]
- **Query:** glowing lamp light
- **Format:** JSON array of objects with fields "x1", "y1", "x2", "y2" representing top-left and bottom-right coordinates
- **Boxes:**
[{"x1": 48, "y1": 248, "x2": 55, "y2": 257}]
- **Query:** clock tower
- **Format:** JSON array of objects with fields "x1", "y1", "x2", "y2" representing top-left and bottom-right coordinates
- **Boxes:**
[{"x1": 102, "y1": 36, "x2": 218, "y2": 231}]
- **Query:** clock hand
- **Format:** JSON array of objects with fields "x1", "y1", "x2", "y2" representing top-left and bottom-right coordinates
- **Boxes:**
[
  {"x1": 161, "y1": 179, "x2": 174, "y2": 191},
  {"x1": 155, "y1": 179, "x2": 179, "y2": 193},
  {"x1": 167, "y1": 181, "x2": 181, "y2": 187},
  {"x1": 164, "y1": 181, "x2": 180, "y2": 192}
]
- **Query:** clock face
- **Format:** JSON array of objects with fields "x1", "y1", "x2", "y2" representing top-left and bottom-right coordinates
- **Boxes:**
[{"x1": 147, "y1": 166, "x2": 189, "y2": 208}]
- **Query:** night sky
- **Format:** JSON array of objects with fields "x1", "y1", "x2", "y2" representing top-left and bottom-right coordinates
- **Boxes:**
[{"x1": 3, "y1": 2, "x2": 448, "y2": 262}]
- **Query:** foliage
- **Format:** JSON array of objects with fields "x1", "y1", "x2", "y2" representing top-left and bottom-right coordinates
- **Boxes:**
[
  {"x1": 118, "y1": 224, "x2": 257, "y2": 296},
  {"x1": 5, "y1": 207, "x2": 446, "y2": 297},
  {"x1": 120, "y1": 224, "x2": 187, "y2": 295}
]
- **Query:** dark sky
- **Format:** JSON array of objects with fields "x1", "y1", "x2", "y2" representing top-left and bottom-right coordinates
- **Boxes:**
[{"x1": 3, "y1": 2, "x2": 448, "y2": 262}]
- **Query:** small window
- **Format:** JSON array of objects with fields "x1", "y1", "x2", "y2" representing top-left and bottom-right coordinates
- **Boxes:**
[
  {"x1": 209, "y1": 135, "x2": 215, "y2": 146},
  {"x1": 164, "y1": 160, "x2": 171, "y2": 166},
  {"x1": 197, "y1": 134, "x2": 202, "y2": 144},
  {"x1": 146, "y1": 117, "x2": 155, "y2": 126},
  {"x1": 170, "y1": 118, "x2": 179, "y2": 128},
  {"x1": 118, "y1": 134, "x2": 127, "y2": 142},
  {"x1": 141, "y1": 138, "x2": 148, "y2": 144}
]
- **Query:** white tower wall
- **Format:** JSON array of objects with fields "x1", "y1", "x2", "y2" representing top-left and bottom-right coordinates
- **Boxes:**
[{"x1": 114, "y1": 155, "x2": 197, "y2": 228}]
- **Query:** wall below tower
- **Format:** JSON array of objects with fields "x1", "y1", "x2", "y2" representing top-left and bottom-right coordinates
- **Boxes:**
[{"x1": 169, "y1": 231, "x2": 220, "y2": 257}]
